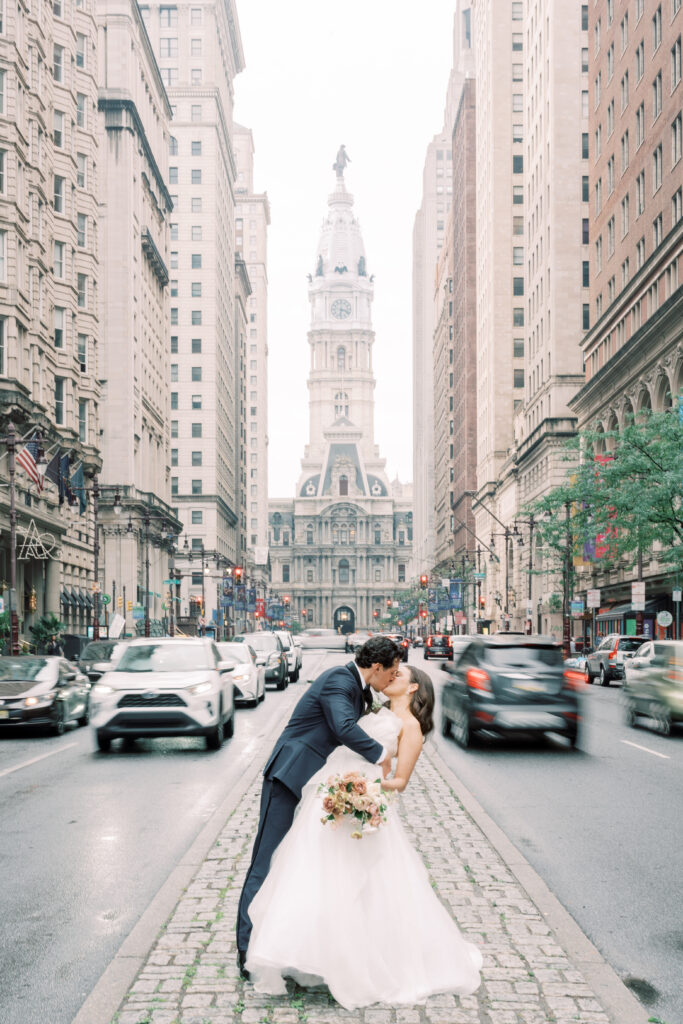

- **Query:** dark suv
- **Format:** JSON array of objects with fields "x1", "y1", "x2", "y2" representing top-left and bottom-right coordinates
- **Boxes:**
[
  {"x1": 424, "y1": 634, "x2": 452, "y2": 660},
  {"x1": 232, "y1": 632, "x2": 288, "y2": 690},
  {"x1": 381, "y1": 633, "x2": 410, "y2": 662},
  {"x1": 441, "y1": 634, "x2": 583, "y2": 747},
  {"x1": 586, "y1": 633, "x2": 649, "y2": 686}
]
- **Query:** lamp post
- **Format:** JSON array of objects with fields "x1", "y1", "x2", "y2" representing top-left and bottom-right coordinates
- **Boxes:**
[
  {"x1": 184, "y1": 537, "x2": 207, "y2": 634},
  {"x1": 6, "y1": 423, "x2": 19, "y2": 655},
  {"x1": 562, "y1": 501, "x2": 572, "y2": 659},
  {"x1": 92, "y1": 476, "x2": 100, "y2": 639},
  {"x1": 489, "y1": 526, "x2": 519, "y2": 630},
  {"x1": 512, "y1": 513, "x2": 536, "y2": 635}
]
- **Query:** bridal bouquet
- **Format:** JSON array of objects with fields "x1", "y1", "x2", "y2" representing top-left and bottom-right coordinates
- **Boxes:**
[{"x1": 319, "y1": 770, "x2": 392, "y2": 839}]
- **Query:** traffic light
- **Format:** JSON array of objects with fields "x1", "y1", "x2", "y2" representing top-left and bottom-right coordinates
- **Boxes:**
[
  {"x1": 479, "y1": 595, "x2": 486, "y2": 608},
  {"x1": 420, "y1": 609, "x2": 428, "y2": 619},
  {"x1": 283, "y1": 595, "x2": 290, "y2": 606},
  {"x1": 234, "y1": 566, "x2": 243, "y2": 582},
  {"x1": 127, "y1": 600, "x2": 133, "y2": 611},
  {"x1": 386, "y1": 598, "x2": 392, "y2": 609},
  {"x1": 419, "y1": 574, "x2": 428, "y2": 589},
  {"x1": 302, "y1": 608, "x2": 307, "y2": 619},
  {"x1": 373, "y1": 609, "x2": 379, "y2": 619},
  {"x1": 117, "y1": 595, "x2": 123, "y2": 608}
]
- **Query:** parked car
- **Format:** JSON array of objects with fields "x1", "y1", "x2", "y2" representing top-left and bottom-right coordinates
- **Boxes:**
[
  {"x1": 233, "y1": 632, "x2": 288, "y2": 689},
  {"x1": 78, "y1": 640, "x2": 128, "y2": 682},
  {"x1": 0, "y1": 656, "x2": 90, "y2": 735},
  {"x1": 216, "y1": 642, "x2": 265, "y2": 706},
  {"x1": 298, "y1": 628, "x2": 348, "y2": 651},
  {"x1": 624, "y1": 639, "x2": 683, "y2": 735},
  {"x1": 274, "y1": 630, "x2": 303, "y2": 682},
  {"x1": 441, "y1": 634, "x2": 584, "y2": 748},
  {"x1": 90, "y1": 637, "x2": 235, "y2": 752},
  {"x1": 586, "y1": 633, "x2": 650, "y2": 685},
  {"x1": 424, "y1": 634, "x2": 453, "y2": 660},
  {"x1": 379, "y1": 633, "x2": 410, "y2": 662}
]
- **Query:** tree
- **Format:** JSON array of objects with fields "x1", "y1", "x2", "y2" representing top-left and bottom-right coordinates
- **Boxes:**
[
  {"x1": 29, "y1": 613, "x2": 64, "y2": 652},
  {"x1": 526, "y1": 409, "x2": 683, "y2": 575}
]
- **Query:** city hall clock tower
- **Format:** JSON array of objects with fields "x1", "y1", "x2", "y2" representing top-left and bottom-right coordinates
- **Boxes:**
[{"x1": 268, "y1": 154, "x2": 414, "y2": 633}]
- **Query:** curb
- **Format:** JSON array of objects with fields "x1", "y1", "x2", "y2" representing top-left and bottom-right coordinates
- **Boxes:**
[
  {"x1": 72, "y1": 684, "x2": 303, "y2": 1024},
  {"x1": 427, "y1": 744, "x2": 649, "y2": 1024}
]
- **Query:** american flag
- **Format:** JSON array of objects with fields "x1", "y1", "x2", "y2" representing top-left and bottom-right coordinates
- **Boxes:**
[{"x1": 16, "y1": 441, "x2": 44, "y2": 492}]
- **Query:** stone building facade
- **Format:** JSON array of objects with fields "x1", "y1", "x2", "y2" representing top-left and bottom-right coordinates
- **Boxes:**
[{"x1": 269, "y1": 162, "x2": 413, "y2": 634}]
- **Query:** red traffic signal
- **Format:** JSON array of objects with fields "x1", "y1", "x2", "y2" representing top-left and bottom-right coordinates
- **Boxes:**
[
  {"x1": 234, "y1": 566, "x2": 243, "y2": 582},
  {"x1": 373, "y1": 610, "x2": 379, "y2": 619},
  {"x1": 283, "y1": 595, "x2": 290, "y2": 606},
  {"x1": 419, "y1": 574, "x2": 428, "y2": 589},
  {"x1": 420, "y1": 609, "x2": 428, "y2": 618}
]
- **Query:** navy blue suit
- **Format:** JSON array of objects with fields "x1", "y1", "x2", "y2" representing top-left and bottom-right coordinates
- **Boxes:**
[{"x1": 237, "y1": 661, "x2": 383, "y2": 954}]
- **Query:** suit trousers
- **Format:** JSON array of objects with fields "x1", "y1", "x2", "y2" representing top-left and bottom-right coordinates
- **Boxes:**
[{"x1": 236, "y1": 777, "x2": 300, "y2": 954}]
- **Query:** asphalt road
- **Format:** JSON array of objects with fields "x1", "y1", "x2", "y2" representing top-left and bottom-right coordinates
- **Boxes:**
[
  {"x1": 0, "y1": 656, "x2": 329, "y2": 1024},
  {"x1": 417, "y1": 651, "x2": 683, "y2": 1024}
]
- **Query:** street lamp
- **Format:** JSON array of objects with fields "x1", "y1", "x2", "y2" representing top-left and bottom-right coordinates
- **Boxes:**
[
  {"x1": 184, "y1": 536, "x2": 207, "y2": 635},
  {"x1": 489, "y1": 526, "x2": 520, "y2": 629}
]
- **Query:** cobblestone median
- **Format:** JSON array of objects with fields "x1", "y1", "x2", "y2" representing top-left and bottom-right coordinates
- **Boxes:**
[{"x1": 111, "y1": 745, "x2": 614, "y2": 1024}]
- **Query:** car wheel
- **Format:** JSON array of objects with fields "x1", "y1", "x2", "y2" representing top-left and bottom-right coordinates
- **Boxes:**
[
  {"x1": 452, "y1": 706, "x2": 471, "y2": 748},
  {"x1": 290, "y1": 667, "x2": 300, "y2": 682},
  {"x1": 224, "y1": 707, "x2": 235, "y2": 739},
  {"x1": 276, "y1": 674, "x2": 287, "y2": 691},
  {"x1": 651, "y1": 703, "x2": 672, "y2": 736},
  {"x1": 566, "y1": 725, "x2": 580, "y2": 747},
  {"x1": 441, "y1": 712, "x2": 451, "y2": 738},
  {"x1": 51, "y1": 711, "x2": 66, "y2": 737},
  {"x1": 247, "y1": 696, "x2": 259, "y2": 708},
  {"x1": 599, "y1": 665, "x2": 609, "y2": 686},
  {"x1": 96, "y1": 731, "x2": 112, "y2": 752},
  {"x1": 423, "y1": 651, "x2": 428, "y2": 660},
  {"x1": 586, "y1": 666, "x2": 594, "y2": 683},
  {"x1": 625, "y1": 700, "x2": 639, "y2": 728},
  {"x1": 258, "y1": 686, "x2": 266, "y2": 703},
  {"x1": 206, "y1": 708, "x2": 225, "y2": 750},
  {"x1": 77, "y1": 704, "x2": 90, "y2": 728}
]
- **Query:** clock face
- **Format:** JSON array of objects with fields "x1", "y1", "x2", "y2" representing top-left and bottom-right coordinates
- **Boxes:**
[{"x1": 331, "y1": 298, "x2": 352, "y2": 319}]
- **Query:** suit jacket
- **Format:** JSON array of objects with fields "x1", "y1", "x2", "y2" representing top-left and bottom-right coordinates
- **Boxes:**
[{"x1": 263, "y1": 661, "x2": 383, "y2": 799}]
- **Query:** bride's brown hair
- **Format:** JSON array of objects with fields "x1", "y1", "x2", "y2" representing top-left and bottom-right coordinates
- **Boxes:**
[{"x1": 406, "y1": 666, "x2": 435, "y2": 737}]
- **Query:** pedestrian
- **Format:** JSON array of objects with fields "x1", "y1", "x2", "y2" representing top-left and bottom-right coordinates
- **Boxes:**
[
  {"x1": 244, "y1": 663, "x2": 482, "y2": 1008},
  {"x1": 236, "y1": 635, "x2": 399, "y2": 975},
  {"x1": 46, "y1": 636, "x2": 63, "y2": 656}
]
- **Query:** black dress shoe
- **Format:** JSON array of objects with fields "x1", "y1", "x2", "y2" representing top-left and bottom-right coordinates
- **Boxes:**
[{"x1": 237, "y1": 949, "x2": 251, "y2": 980}]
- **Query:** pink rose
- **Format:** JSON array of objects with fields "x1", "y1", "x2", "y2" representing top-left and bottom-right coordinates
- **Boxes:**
[{"x1": 352, "y1": 778, "x2": 367, "y2": 795}]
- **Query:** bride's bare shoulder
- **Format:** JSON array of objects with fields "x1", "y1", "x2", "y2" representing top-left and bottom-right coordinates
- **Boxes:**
[{"x1": 397, "y1": 712, "x2": 422, "y2": 743}]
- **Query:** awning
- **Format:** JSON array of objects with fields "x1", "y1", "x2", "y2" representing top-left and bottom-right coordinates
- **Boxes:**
[
  {"x1": 596, "y1": 599, "x2": 662, "y2": 621},
  {"x1": 72, "y1": 588, "x2": 87, "y2": 608},
  {"x1": 60, "y1": 589, "x2": 77, "y2": 607},
  {"x1": 81, "y1": 588, "x2": 94, "y2": 608}
]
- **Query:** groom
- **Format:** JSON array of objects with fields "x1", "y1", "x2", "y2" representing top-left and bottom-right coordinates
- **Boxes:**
[{"x1": 236, "y1": 635, "x2": 401, "y2": 974}]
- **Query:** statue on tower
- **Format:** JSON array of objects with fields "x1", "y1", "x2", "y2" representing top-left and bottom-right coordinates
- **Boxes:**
[{"x1": 332, "y1": 144, "x2": 351, "y2": 178}]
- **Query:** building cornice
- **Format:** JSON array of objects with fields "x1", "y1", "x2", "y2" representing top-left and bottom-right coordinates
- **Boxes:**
[{"x1": 98, "y1": 95, "x2": 173, "y2": 212}]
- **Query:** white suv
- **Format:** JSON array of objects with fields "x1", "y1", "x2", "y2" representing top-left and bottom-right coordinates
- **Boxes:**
[
  {"x1": 90, "y1": 637, "x2": 235, "y2": 752},
  {"x1": 275, "y1": 630, "x2": 303, "y2": 682}
]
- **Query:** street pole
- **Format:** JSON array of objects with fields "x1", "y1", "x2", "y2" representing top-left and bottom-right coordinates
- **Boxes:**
[
  {"x1": 563, "y1": 502, "x2": 571, "y2": 659},
  {"x1": 144, "y1": 509, "x2": 150, "y2": 638},
  {"x1": 200, "y1": 544, "x2": 205, "y2": 636},
  {"x1": 111, "y1": 579, "x2": 115, "y2": 639},
  {"x1": 123, "y1": 585, "x2": 127, "y2": 637},
  {"x1": 635, "y1": 544, "x2": 644, "y2": 635},
  {"x1": 476, "y1": 545, "x2": 482, "y2": 634},
  {"x1": 92, "y1": 475, "x2": 100, "y2": 640},
  {"x1": 504, "y1": 530, "x2": 510, "y2": 631},
  {"x1": 7, "y1": 423, "x2": 19, "y2": 655}
]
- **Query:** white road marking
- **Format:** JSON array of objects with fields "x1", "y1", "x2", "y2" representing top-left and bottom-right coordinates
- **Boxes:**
[
  {"x1": 0, "y1": 742, "x2": 78, "y2": 779},
  {"x1": 621, "y1": 739, "x2": 670, "y2": 760}
]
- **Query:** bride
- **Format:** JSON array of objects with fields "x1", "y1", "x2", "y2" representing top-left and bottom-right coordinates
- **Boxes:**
[{"x1": 245, "y1": 663, "x2": 483, "y2": 1010}]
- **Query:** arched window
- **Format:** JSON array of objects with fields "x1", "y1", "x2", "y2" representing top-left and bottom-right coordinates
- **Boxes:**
[
  {"x1": 340, "y1": 527, "x2": 348, "y2": 544},
  {"x1": 169, "y1": 136, "x2": 178, "y2": 155},
  {"x1": 339, "y1": 475, "x2": 348, "y2": 496},
  {"x1": 338, "y1": 559, "x2": 350, "y2": 583},
  {"x1": 337, "y1": 347, "x2": 346, "y2": 371}
]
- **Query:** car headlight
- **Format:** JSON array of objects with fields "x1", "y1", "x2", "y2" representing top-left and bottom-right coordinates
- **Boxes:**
[
  {"x1": 233, "y1": 671, "x2": 251, "y2": 684},
  {"x1": 91, "y1": 683, "x2": 115, "y2": 697},
  {"x1": 188, "y1": 680, "x2": 213, "y2": 696},
  {"x1": 24, "y1": 690, "x2": 59, "y2": 707},
  {"x1": 267, "y1": 653, "x2": 280, "y2": 665}
]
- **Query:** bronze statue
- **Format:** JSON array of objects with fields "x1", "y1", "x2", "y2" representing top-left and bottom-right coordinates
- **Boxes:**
[{"x1": 332, "y1": 145, "x2": 351, "y2": 178}]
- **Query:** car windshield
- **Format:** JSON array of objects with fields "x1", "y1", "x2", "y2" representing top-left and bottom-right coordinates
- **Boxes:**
[
  {"x1": 81, "y1": 641, "x2": 119, "y2": 661},
  {"x1": 617, "y1": 638, "x2": 647, "y2": 652},
  {"x1": 218, "y1": 643, "x2": 253, "y2": 663},
  {"x1": 0, "y1": 658, "x2": 50, "y2": 681},
  {"x1": 485, "y1": 645, "x2": 562, "y2": 667},
  {"x1": 275, "y1": 634, "x2": 292, "y2": 648},
  {"x1": 116, "y1": 643, "x2": 213, "y2": 672},
  {"x1": 235, "y1": 633, "x2": 276, "y2": 651}
]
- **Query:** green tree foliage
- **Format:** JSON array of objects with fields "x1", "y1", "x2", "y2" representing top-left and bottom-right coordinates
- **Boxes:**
[
  {"x1": 29, "y1": 612, "x2": 64, "y2": 651},
  {"x1": 527, "y1": 410, "x2": 683, "y2": 574}
]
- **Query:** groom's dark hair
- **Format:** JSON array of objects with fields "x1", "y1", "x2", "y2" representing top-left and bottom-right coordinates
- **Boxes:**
[{"x1": 356, "y1": 635, "x2": 400, "y2": 668}]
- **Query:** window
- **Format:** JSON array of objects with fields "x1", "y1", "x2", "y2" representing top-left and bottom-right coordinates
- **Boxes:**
[
  {"x1": 653, "y1": 213, "x2": 663, "y2": 247},
  {"x1": 582, "y1": 261, "x2": 590, "y2": 287},
  {"x1": 595, "y1": 235, "x2": 603, "y2": 272},
  {"x1": 582, "y1": 175, "x2": 589, "y2": 202},
  {"x1": 77, "y1": 213, "x2": 87, "y2": 247},
  {"x1": 53, "y1": 110, "x2": 63, "y2": 148},
  {"x1": 513, "y1": 185, "x2": 524, "y2": 204},
  {"x1": 192, "y1": 422, "x2": 202, "y2": 438},
  {"x1": 191, "y1": 104, "x2": 201, "y2": 121},
  {"x1": 0, "y1": 71, "x2": 5, "y2": 116},
  {"x1": 53, "y1": 174, "x2": 65, "y2": 213},
  {"x1": 512, "y1": 63, "x2": 522, "y2": 81},
  {"x1": 582, "y1": 90, "x2": 589, "y2": 118},
  {"x1": 77, "y1": 153, "x2": 86, "y2": 188},
  {"x1": 513, "y1": 216, "x2": 524, "y2": 235},
  {"x1": 621, "y1": 13, "x2": 629, "y2": 52},
  {"x1": 77, "y1": 333, "x2": 87, "y2": 370},
  {"x1": 191, "y1": 479, "x2": 202, "y2": 495},
  {"x1": 595, "y1": 17, "x2": 601, "y2": 53},
  {"x1": 595, "y1": 124, "x2": 602, "y2": 157},
  {"x1": 512, "y1": 33, "x2": 522, "y2": 51},
  {"x1": 513, "y1": 338, "x2": 524, "y2": 357},
  {"x1": 581, "y1": 47, "x2": 589, "y2": 72},
  {"x1": 513, "y1": 369, "x2": 524, "y2": 388},
  {"x1": 53, "y1": 45, "x2": 64, "y2": 82},
  {"x1": 582, "y1": 132, "x2": 589, "y2": 158},
  {"x1": 512, "y1": 155, "x2": 523, "y2": 173},
  {"x1": 636, "y1": 236, "x2": 646, "y2": 268},
  {"x1": 171, "y1": 420, "x2": 178, "y2": 438},
  {"x1": 191, "y1": 510, "x2": 203, "y2": 525},
  {"x1": 673, "y1": 113, "x2": 682, "y2": 165},
  {"x1": 160, "y1": 68, "x2": 178, "y2": 87},
  {"x1": 76, "y1": 92, "x2": 86, "y2": 129},
  {"x1": 673, "y1": 37, "x2": 682, "y2": 90},
  {"x1": 191, "y1": 69, "x2": 202, "y2": 85},
  {"x1": 621, "y1": 131, "x2": 630, "y2": 172},
  {"x1": 653, "y1": 72, "x2": 662, "y2": 120},
  {"x1": 160, "y1": 37, "x2": 178, "y2": 57},
  {"x1": 54, "y1": 306, "x2": 65, "y2": 348},
  {"x1": 54, "y1": 378, "x2": 65, "y2": 424},
  {"x1": 513, "y1": 123, "x2": 523, "y2": 143},
  {"x1": 622, "y1": 258, "x2": 630, "y2": 286},
  {"x1": 338, "y1": 560, "x2": 350, "y2": 584},
  {"x1": 169, "y1": 167, "x2": 178, "y2": 185},
  {"x1": 582, "y1": 304, "x2": 590, "y2": 330},
  {"x1": 190, "y1": 338, "x2": 201, "y2": 354},
  {"x1": 191, "y1": 310, "x2": 202, "y2": 325},
  {"x1": 582, "y1": 218, "x2": 590, "y2": 243},
  {"x1": 191, "y1": 282, "x2": 201, "y2": 297},
  {"x1": 636, "y1": 170, "x2": 646, "y2": 214},
  {"x1": 191, "y1": 197, "x2": 202, "y2": 213},
  {"x1": 191, "y1": 451, "x2": 202, "y2": 467},
  {"x1": 673, "y1": 187, "x2": 683, "y2": 225},
  {"x1": 595, "y1": 178, "x2": 603, "y2": 213},
  {"x1": 581, "y1": 5, "x2": 588, "y2": 31},
  {"x1": 191, "y1": 225, "x2": 202, "y2": 240},
  {"x1": 191, "y1": 366, "x2": 202, "y2": 381},
  {"x1": 192, "y1": 394, "x2": 202, "y2": 409},
  {"x1": 339, "y1": 475, "x2": 348, "y2": 496},
  {"x1": 190, "y1": 7, "x2": 202, "y2": 24},
  {"x1": 512, "y1": 93, "x2": 523, "y2": 112},
  {"x1": 653, "y1": 144, "x2": 663, "y2": 191},
  {"x1": 513, "y1": 246, "x2": 523, "y2": 265},
  {"x1": 77, "y1": 274, "x2": 87, "y2": 308},
  {"x1": 513, "y1": 307, "x2": 524, "y2": 327},
  {"x1": 513, "y1": 277, "x2": 524, "y2": 295},
  {"x1": 512, "y1": 1, "x2": 522, "y2": 18},
  {"x1": 78, "y1": 399, "x2": 87, "y2": 442},
  {"x1": 160, "y1": 6, "x2": 178, "y2": 26},
  {"x1": 607, "y1": 216, "x2": 615, "y2": 257},
  {"x1": 191, "y1": 169, "x2": 202, "y2": 186},
  {"x1": 620, "y1": 72, "x2": 629, "y2": 111},
  {"x1": 170, "y1": 448, "x2": 178, "y2": 467},
  {"x1": 636, "y1": 103, "x2": 646, "y2": 147},
  {"x1": 171, "y1": 392, "x2": 178, "y2": 410},
  {"x1": 607, "y1": 156, "x2": 615, "y2": 194},
  {"x1": 621, "y1": 194, "x2": 630, "y2": 236},
  {"x1": 595, "y1": 71, "x2": 602, "y2": 108},
  {"x1": 170, "y1": 363, "x2": 178, "y2": 382},
  {"x1": 170, "y1": 307, "x2": 179, "y2": 325},
  {"x1": 76, "y1": 32, "x2": 86, "y2": 68},
  {"x1": 54, "y1": 241, "x2": 65, "y2": 277},
  {"x1": 653, "y1": 5, "x2": 662, "y2": 51},
  {"x1": 169, "y1": 136, "x2": 178, "y2": 155}
]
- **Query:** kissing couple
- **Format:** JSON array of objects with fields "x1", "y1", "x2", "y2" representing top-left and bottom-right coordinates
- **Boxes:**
[{"x1": 236, "y1": 635, "x2": 482, "y2": 1009}]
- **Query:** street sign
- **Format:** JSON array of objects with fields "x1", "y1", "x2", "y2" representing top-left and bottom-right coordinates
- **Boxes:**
[
  {"x1": 587, "y1": 589, "x2": 601, "y2": 608},
  {"x1": 473, "y1": 572, "x2": 486, "y2": 580},
  {"x1": 102, "y1": 594, "x2": 111, "y2": 605},
  {"x1": 674, "y1": 589, "x2": 682, "y2": 602},
  {"x1": 570, "y1": 600, "x2": 584, "y2": 616},
  {"x1": 657, "y1": 610, "x2": 673, "y2": 627},
  {"x1": 632, "y1": 581, "x2": 646, "y2": 611}
]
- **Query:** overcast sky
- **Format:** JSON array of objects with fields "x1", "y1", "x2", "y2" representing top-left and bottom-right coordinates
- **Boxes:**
[{"x1": 234, "y1": 1, "x2": 455, "y2": 498}]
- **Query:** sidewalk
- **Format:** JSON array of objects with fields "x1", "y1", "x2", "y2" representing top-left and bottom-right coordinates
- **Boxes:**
[{"x1": 94, "y1": 688, "x2": 647, "y2": 1024}]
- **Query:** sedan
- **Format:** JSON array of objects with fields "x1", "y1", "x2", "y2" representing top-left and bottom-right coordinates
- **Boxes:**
[
  {"x1": 274, "y1": 630, "x2": 303, "y2": 682},
  {"x1": 232, "y1": 632, "x2": 288, "y2": 689},
  {"x1": 90, "y1": 638, "x2": 235, "y2": 752},
  {"x1": 624, "y1": 640, "x2": 683, "y2": 735},
  {"x1": 379, "y1": 633, "x2": 410, "y2": 662},
  {"x1": 0, "y1": 656, "x2": 90, "y2": 735},
  {"x1": 441, "y1": 635, "x2": 583, "y2": 748},
  {"x1": 78, "y1": 639, "x2": 128, "y2": 682},
  {"x1": 216, "y1": 642, "x2": 265, "y2": 706}
]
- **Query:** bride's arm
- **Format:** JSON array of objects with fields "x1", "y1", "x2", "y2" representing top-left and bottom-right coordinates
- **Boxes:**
[{"x1": 381, "y1": 718, "x2": 422, "y2": 792}]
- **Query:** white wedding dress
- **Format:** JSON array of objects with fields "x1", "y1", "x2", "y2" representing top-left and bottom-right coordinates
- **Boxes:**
[{"x1": 246, "y1": 708, "x2": 482, "y2": 1010}]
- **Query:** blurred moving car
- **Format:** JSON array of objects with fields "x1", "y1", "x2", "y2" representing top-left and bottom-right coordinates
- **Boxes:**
[
  {"x1": 216, "y1": 641, "x2": 265, "y2": 706},
  {"x1": 274, "y1": 630, "x2": 303, "y2": 682},
  {"x1": 448, "y1": 634, "x2": 479, "y2": 664},
  {"x1": 441, "y1": 634, "x2": 583, "y2": 748},
  {"x1": 424, "y1": 634, "x2": 453, "y2": 661},
  {"x1": 233, "y1": 631, "x2": 288, "y2": 689},
  {"x1": 624, "y1": 639, "x2": 655, "y2": 682},
  {"x1": 412, "y1": 636, "x2": 424, "y2": 647},
  {"x1": 345, "y1": 630, "x2": 373, "y2": 653},
  {"x1": 586, "y1": 633, "x2": 649, "y2": 685},
  {"x1": 0, "y1": 656, "x2": 90, "y2": 734},
  {"x1": 298, "y1": 628, "x2": 348, "y2": 651},
  {"x1": 379, "y1": 633, "x2": 410, "y2": 662},
  {"x1": 90, "y1": 638, "x2": 235, "y2": 751},
  {"x1": 78, "y1": 639, "x2": 128, "y2": 682},
  {"x1": 624, "y1": 640, "x2": 683, "y2": 735}
]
